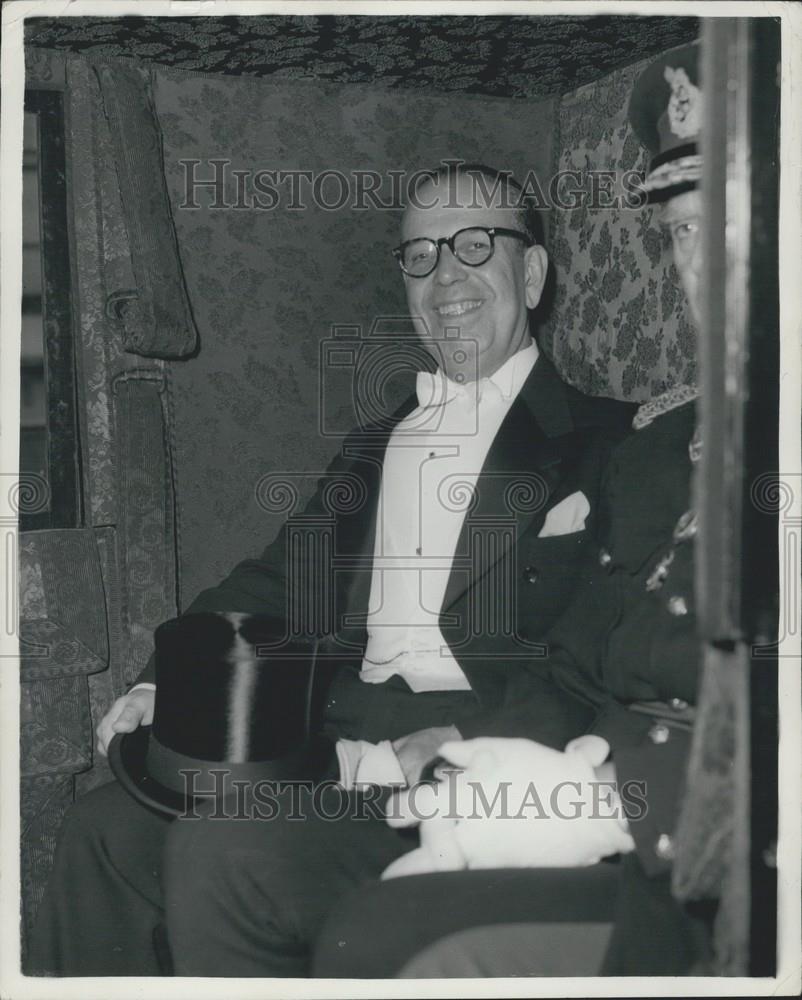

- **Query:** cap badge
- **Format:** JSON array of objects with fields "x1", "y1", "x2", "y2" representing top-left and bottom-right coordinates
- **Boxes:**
[{"x1": 663, "y1": 66, "x2": 702, "y2": 140}]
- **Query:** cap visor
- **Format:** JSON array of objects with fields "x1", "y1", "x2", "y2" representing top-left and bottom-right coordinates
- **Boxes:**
[{"x1": 643, "y1": 179, "x2": 699, "y2": 205}]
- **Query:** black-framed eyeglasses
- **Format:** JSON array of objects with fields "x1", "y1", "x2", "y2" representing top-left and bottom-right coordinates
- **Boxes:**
[{"x1": 392, "y1": 226, "x2": 533, "y2": 278}]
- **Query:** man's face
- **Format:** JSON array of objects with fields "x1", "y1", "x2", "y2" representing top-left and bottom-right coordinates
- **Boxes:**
[
  {"x1": 400, "y1": 174, "x2": 548, "y2": 381},
  {"x1": 662, "y1": 189, "x2": 703, "y2": 328}
]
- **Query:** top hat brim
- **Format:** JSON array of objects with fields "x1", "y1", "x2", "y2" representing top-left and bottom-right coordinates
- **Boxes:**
[
  {"x1": 108, "y1": 727, "x2": 188, "y2": 818},
  {"x1": 109, "y1": 727, "x2": 338, "y2": 820}
]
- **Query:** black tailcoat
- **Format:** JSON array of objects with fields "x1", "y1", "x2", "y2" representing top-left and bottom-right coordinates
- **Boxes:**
[{"x1": 136, "y1": 355, "x2": 633, "y2": 739}]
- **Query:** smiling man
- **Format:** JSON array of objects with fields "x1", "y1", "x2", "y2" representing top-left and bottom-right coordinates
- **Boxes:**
[
  {"x1": 398, "y1": 167, "x2": 548, "y2": 383},
  {"x1": 28, "y1": 162, "x2": 635, "y2": 978}
]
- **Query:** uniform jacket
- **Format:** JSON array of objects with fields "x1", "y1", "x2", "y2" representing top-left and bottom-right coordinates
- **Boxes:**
[
  {"x1": 135, "y1": 354, "x2": 634, "y2": 732},
  {"x1": 459, "y1": 398, "x2": 707, "y2": 973}
]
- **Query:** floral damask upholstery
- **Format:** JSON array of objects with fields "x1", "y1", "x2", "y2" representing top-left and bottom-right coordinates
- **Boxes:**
[
  {"x1": 18, "y1": 55, "x2": 187, "y2": 951},
  {"x1": 19, "y1": 529, "x2": 110, "y2": 939},
  {"x1": 19, "y1": 529, "x2": 109, "y2": 683},
  {"x1": 151, "y1": 67, "x2": 557, "y2": 602},
  {"x1": 542, "y1": 56, "x2": 697, "y2": 401},
  {"x1": 20, "y1": 774, "x2": 74, "y2": 941},
  {"x1": 21, "y1": 677, "x2": 93, "y2": 776},
  {"x1": 25, "y1": 14, "x2": 698, "y2": 101}
]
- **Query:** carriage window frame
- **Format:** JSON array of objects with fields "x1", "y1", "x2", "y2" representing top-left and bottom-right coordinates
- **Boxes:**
[{"x1": 20, "y1": 89, "x2": 82, "y2": 531}]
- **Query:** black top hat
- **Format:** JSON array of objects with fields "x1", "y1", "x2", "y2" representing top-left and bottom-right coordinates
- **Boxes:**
[
  {"x1": 629, "y1": 42, "x2": 702, "y2": 202},
  {"x1": 109, "y1": 612, "x2": 334, "y2": 817}
]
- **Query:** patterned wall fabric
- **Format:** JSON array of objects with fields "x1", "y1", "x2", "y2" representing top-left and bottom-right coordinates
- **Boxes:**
[
  {"x1": 152, "y1": 67, "x2": 556, "y2": 603},
  {"x1": 542, "y1": 56, "x2": 697, "y2": 401},
  {"x1": 17, "y1": 524, "x2": 108, "y2": 934},
  {"x1": 20, "y1": 774, "x2": 74, "y2": 945},
  {"x1": 63, "y1": 55, "x2": 126, "y2": 527},
  {"x1": 77, "y1": 526, "x2": 122, "y2": 797},
  {"x1": 21, "y1": 676, "x2": 93, "y2": 776},
  {"x1": 63, "y1": 56, "x2": 179, "y2": 688},
  {"x1": 26, "y1": 14, "x2": 699, "y2": 100},
  {"x1": 18, "y1": 528, "x2": 109, "y2": 681},
  {"x1": 18, "y1": 57, "x2": 185, "y2": 938}
]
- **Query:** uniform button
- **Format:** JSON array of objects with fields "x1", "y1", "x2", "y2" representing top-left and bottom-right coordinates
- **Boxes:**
[
  {"x1": 599, "y1": 549, "x2": 612, "y2": 567},
  {"x1": 428, "y1": 451, "x2": 436, "y2": 458},
  {"x1": 667, "y1": 595, "x2": 688, "y2": 616},
  {"x1": 522, "y1": 566, "x2": 538, "y2": 584},
  {"x1": 649, "y1": 723, "x2": 670, "y2": 745},
  {"x1": 668, "y1": 697, "x2": 689, "y2": 711},
  {"x1": 655, "y1": 833, "x2": 675, "y2": 861}
]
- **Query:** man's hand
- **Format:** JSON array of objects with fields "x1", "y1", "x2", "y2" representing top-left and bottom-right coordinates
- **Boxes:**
[
  {"x1": 391, "y1": 725, "x2": 461, "y2": 786},
  {"x1": 96, "y1": 689, "x2": 155, "y2": 757},
  {"x1": 381, "y1": 737, "x2": 634, "y2": 879}
]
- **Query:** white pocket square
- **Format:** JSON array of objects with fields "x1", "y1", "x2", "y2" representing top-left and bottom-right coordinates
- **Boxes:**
[{"x1": 537, "y1": 491, "x2": 590, "y2": 538}]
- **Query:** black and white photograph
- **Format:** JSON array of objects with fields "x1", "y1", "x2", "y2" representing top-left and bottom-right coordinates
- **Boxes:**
[{"x1": 1, "y1": 2, "x2": 800, "y2": 995}]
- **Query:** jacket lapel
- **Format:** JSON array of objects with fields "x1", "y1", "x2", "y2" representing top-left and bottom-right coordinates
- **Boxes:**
[
  {"x1": 333, "y1": 355, "x2": 577, "y2": 636},
  {"x1": 441, "y1": 353, "x2": 576, "y2": 614}
]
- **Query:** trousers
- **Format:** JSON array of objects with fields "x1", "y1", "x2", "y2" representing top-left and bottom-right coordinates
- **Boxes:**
[
  {"x1": 312, "y1": 865, "x2": 620, "y2": 978},
  {"x1": 312, "y1": 858, "x2": 712, "y2": 978},
  {"x1": 397, "y1": 923, "x2": 613, "y2": 978},
  {"x1": 26, "y1": 667, "x2": 479, "y2": 976}
]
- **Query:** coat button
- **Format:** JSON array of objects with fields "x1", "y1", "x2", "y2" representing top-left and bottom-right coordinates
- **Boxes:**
[
  {"x1": 655, "y1": 833, "x2": 675, "y2": 861},
  {"x1": 599, "y1": 548, "x2": 612, "y2": 567},
  {"x1": 667, "y1": 595, "x2": 688, "y2": 616},
  {"x1": 649, "y1": 722, "x2": 670, "y2": 745},
  {"x1": 523, "y1": 566, "x2": 538, "y2": 584},
  {"x1": 668, "y1": 697, "x2": 689, "y2": 711}
]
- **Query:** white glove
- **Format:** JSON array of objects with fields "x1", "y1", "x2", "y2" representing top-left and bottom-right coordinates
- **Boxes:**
[{"x1": 382, "y1": 737, "x2": 634, "y2": 879}]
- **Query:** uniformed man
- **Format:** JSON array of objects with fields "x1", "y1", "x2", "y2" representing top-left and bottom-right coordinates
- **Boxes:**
[{"x1": 312, "y1": 41, "x2": 715, "y2": 978}]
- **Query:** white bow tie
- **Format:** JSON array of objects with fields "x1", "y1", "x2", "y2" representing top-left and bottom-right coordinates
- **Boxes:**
[{"x1": 416, "y1": 370, "x2": 499, "y2": 410}]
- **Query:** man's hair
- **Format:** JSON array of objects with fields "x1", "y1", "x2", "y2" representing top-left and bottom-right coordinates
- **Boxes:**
[{"x1": 411, "y1": 162, "x2": 544, "y2": 247}]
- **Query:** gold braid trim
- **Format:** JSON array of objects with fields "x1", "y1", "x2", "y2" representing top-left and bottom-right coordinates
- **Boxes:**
[{"x1": 633, "y1": 384, "x2": 700, "y2": 430}]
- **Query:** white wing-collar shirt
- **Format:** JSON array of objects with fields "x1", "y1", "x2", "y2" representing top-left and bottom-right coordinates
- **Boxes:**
[{"x1": 360, "y1": 339, "x2": 539, "y2": 692}]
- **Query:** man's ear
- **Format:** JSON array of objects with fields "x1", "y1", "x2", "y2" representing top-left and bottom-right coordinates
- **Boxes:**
[{"x1": 524, "y1": 245, "x2": 549, "y2": 310}]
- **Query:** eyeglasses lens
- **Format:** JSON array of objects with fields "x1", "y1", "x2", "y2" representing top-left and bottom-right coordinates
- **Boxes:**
[{"x1": 402, "y1": 228, "x2": 494, "y2": 276}]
